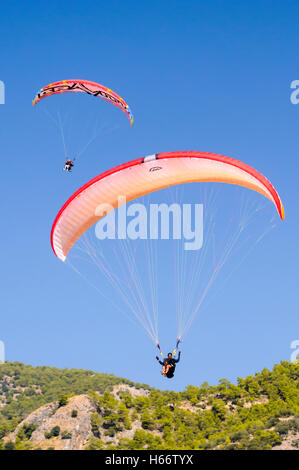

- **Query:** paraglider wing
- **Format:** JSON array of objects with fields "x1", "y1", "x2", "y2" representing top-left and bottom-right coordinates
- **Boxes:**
[
  {"x1": 32, "y1": 79, "x2": 133, "y2": 125},
  {"x1": 51, "y1": 151, "x2": 284, "y2": 262}
]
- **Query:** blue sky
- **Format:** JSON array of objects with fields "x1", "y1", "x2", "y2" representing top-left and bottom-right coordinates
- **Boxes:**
[{"x1": 0, "y1": 0, "x2": 298, "y2": 391}]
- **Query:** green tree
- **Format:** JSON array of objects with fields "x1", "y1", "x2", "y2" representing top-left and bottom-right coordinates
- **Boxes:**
[
  {"x1": 141, "y1": 410, "x2": 155, "y2": 431},
  {"x1": 58, "y1": 394, "x2": 69, "y2": 407}
]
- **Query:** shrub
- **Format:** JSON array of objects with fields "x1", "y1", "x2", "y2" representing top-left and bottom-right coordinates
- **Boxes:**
[
  {"x1": 86, "y1": 437, "x2": 104, "y2": 450},
  {"x1": 277, "y1": 409, "x2": 293, "y2": 418},
  {"x1": 51, "y1": 426, "x2": 60, "y2": 437},
  {"x1": 104, "y1": 428, "x2": 116, "y2": 438},
  {"x1": 141, "y1": 410, "x2": 155, "y2": 431},
  {"x1": 275, "y1": 421, "x2": 293, "y2": 435},
  {"x1": 4, "y1": 441, "x2": 15, "y2": 450},
  {"x1": 290, "y1": 416, "x2": 299, "y2": 432},
  {"x1": 45, "y1": 426, "x2": 61, "y2": 439},
  {"x1": 248, "y1": 430, "x2": 281, "y2": 450},
  {"x1": 58, "y1": 395, "x2": 68, "y2": 407},
  {"x1": 131, "y1": 410, "x2": 139, "y2": 421},
  {"x1": 223, "y1": 443, "x2": 238, "y2": 450},
  {"x1": 91, "y1": 413, "x2": 102, "y2": 438},
  {"x1": 211, "y1": 400, "x2": 227, "y2": 421},
  {"x1": 292, "y1": 439, "x2": 299, "y2": 448},
  {"x1": 17, "y1": 423, "x2": 37, "y2": 440},
  {"x1": 264, "y1": 416, "x2": 279, "y2": 428},
  {"x1": 230, "y1": 429, "x2": 249, "y2": 442}
]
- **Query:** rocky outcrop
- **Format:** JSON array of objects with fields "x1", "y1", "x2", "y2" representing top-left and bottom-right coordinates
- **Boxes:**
[
  {"x1": 6, "y1": 387, "x2": 151, "y2": 450},
  {"x1": 8, "y1": 395, "x2": 97, "y2": 450},
  {"x1": 112, "y1": 384, "x2": 150, "y2": 399}
]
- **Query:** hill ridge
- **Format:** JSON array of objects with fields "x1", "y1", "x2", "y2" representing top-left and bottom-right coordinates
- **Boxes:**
[{"x1": 0, "y1": 361, "x2": 298, "y2": 450}]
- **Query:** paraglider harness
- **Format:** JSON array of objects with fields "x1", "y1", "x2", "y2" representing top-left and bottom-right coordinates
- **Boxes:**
[{"x1": 156, "y1": 338, "x2": 181, "y2": 379}]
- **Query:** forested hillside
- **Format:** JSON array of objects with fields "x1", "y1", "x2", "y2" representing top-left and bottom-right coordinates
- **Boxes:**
[{"x1": 0, "y1": 361, "x2": 298, "y2": 450}]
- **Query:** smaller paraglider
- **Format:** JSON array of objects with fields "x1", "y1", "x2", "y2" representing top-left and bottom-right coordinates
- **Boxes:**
[
  {"x1": 33, "y1": 79, "x2": 134, "y2": 173},
  {"x1": 32, "y1": 79, "x2": 134, "y2": 125},
  {"x1": 63, "y1": 159, "x2": 74, "y2": 173}
]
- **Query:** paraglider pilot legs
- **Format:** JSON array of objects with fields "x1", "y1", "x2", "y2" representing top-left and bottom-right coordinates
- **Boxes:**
[{"x1": 162, "y1": 364, "x2": 171, "y2": 376}]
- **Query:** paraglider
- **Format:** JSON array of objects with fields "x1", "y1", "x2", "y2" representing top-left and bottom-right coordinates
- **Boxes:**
[
  {"x1": 50, "y1": 150, "x2": 284, "y2": 369},
  {"x1": 32, "y1": 79, "x2": 134, "y2": 125},
  {"x1": 63, "y1": 159, "x2": 74, "y2": 172},
  {"x1": 33, "y1": 79, "x2": 134, "y2": 174},
  {"x1": 156, "y1": 352, "x2": 182, "y2": 379},
  {"x1": 155, "y1": 339, "x2": 181, "y2": 378}
]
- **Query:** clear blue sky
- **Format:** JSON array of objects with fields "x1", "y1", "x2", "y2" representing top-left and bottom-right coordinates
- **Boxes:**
[{"x1": 0, "y1": 0, "x2": 298, "y2": 391}]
